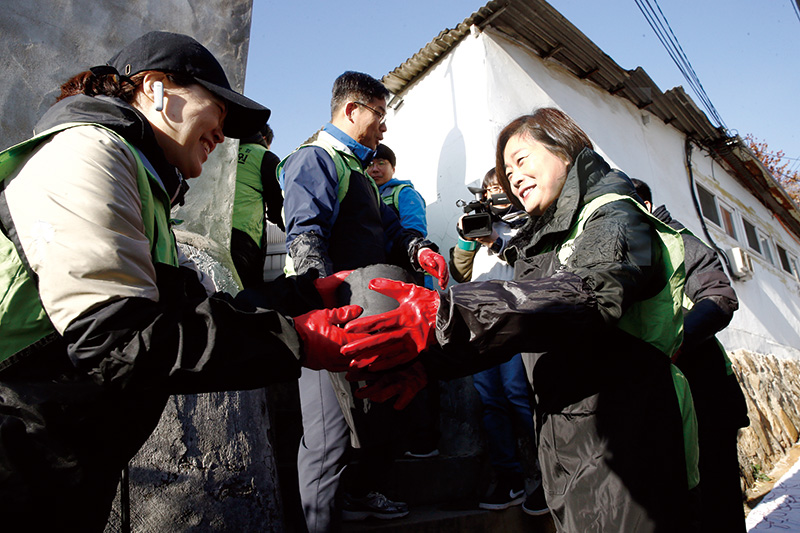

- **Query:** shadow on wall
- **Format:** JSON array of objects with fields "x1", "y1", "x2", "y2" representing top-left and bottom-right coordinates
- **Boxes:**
[{"x1": 431, "y1": 56, "x2": 468, "y2": 251}]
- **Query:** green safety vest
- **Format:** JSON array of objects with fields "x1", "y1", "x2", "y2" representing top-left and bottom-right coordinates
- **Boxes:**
[
  {"x1": 380, "y1": 182, "x2": 412, "y2": 214},
  {"x1": 233, "y1": 143, "x2": 268, "y2": 247},
  {"x1": 556, "y1": 192, "x2": 699, "y2": 489},
  {"x1": 0, "y1": 123, "x2": 179, "y2": 366},
  {"x1": 276, "y1": 138, "x2": 380, "y2": 276}
]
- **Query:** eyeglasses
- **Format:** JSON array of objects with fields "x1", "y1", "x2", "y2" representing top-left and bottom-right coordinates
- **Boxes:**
[
  {"x1": 486, "y1": 185, "x2": 504, "y2": 194},
  {"x1": 355, "y1": 101, "x2": 387, "y2": 124},
  {"x1": 368, "y1": 159, "x2": 391, "y2": 169}
]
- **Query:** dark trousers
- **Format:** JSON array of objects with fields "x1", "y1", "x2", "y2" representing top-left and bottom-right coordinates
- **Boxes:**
[
  {"x1": 678, "y1": 345, "x2": 749, "y2": 533},
  {"x1": 472, "y1": 354, "x2": 535, "y2": 477}
]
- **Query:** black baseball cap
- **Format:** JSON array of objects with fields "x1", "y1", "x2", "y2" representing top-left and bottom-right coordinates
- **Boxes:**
[{"x1": 107, "y1": 31, "x2": 270, "y2": 139}]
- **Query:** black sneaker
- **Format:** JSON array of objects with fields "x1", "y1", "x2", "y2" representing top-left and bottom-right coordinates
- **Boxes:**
[
  {"x1": 479, "y1": 480, "x2": 525, "y2": 510},
  {"x1": 522, "y1": 483, "x2": 549, "y2": 516},
  {"x1": 342, "y1": 491, "x2": 410, "y2": 521}
]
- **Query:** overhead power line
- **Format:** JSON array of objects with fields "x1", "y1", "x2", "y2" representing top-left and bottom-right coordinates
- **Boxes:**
[
  {"x1": 793, "y1": 0, "x2": 800, "y2": 24},
  {"x1": 634, "y1": 0, "x2": 728, "y2": 132}
]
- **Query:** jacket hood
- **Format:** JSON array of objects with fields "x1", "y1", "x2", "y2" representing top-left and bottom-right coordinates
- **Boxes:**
[
  {"x1": 34, "y1": 95, "x2": 187, "y2": 205},
  {"x1": 507, "y1": 148, "x2": 636, "y2": 260},
  {"x1": 379, "y1": 178, "x2": 414, "y2": 191},
  {"x1": 500, "y1": 208, "x2": 527, "y2": 227}
]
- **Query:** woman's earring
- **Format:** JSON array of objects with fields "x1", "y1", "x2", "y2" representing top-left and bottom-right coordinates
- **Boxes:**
[{"x1": 153, "y1": 81, "x2": 164, "y2": 112}]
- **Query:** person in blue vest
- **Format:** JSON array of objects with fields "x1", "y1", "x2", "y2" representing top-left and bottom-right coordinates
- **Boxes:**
[
  {"x1": 280, "y1": 71, "x2": 449, "y2": 531},
  {"x1": 367, "y1": 143, "x2": 427, "y2": 236},
  {"x1": 0, "y1": 32, "x2": 381, "y2": 531},
  {"x1": 367, "y1": 143, "x2": 427, "y2": 289},
  {"x1": 632, "y1": 178, "x2": 749, "y2": 533},
  {"x1": 341, "y1": 108, "x2": 702, "y2": 532},
  {"x1": 232, "y1": 122, "x2": 283, "y2": 287}
]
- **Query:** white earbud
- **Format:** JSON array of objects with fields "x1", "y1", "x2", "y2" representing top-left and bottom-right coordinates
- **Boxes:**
[{"x1": 153, "y1": 81, "x2": 164, "y2": 112}]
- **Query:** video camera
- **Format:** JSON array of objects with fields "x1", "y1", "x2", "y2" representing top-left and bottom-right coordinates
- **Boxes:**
[{"x1": 456, "y1": 186, "x2": 510, "y2": 239}]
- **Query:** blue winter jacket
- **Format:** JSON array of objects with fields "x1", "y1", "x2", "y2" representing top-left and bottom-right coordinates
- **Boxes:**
[{"x1": 378, "y1": 178, "x2": 427, "y2": 236}]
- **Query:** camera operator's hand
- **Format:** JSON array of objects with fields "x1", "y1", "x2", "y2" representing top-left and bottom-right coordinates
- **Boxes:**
[{"x1": 476, "y1": 229, "x2": 499, "y2": 248}]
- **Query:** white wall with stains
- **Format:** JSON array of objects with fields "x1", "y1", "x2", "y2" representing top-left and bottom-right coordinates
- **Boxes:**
[{"x1": 382, "y1": 26, "x2": 800, "y2": 360}]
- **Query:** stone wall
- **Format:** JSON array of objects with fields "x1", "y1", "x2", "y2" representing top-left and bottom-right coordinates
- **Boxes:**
[
  {"x1": 102, "y1": 244, "x2": 284, "y2": 532},
  {"x1": 730, "y1": 350, "x2": 800, "y2": 490}
]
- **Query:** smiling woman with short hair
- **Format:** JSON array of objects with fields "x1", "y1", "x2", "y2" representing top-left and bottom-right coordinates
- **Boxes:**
[{"x1": 344, "y1": 107, "x2": 701, "y2": 532}]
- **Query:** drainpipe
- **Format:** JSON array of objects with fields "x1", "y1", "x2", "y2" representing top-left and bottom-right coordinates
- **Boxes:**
[{"x1": 685, "y1": 137, "x2": 735, "y2": 276}]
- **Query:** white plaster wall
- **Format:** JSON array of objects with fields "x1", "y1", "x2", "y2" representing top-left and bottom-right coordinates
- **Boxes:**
[
  {"x1": 686, "y1": 155, "x2": 800, "y2": 359},
  {"x1": 385, "y1": 27, "x2": 800, "y2": 360},
  {"x1": 382, "y1": 30, "x2": 495, "y2": 256}
]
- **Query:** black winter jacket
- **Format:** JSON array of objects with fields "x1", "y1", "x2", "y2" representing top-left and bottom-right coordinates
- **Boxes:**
[
  {"x1": 652, "y1": 205, "x2": 749, "y2": 430},
  {"x1": 651, "y1": 205, "x2": 738, "y2": 350},
  {"x1": 424, "y1": 148, "x2": 696, "y2": 532}
]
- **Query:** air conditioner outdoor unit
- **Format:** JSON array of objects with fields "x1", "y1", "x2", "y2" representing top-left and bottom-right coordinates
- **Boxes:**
[{"x1": 728, "y1": 247, "x2": 754, "y2": 280}]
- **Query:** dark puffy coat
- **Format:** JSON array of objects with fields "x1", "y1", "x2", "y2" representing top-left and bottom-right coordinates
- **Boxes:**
[
  {"x1": 427, "y1": 149, "x2": 697, "y2": 532},
  {"x1": 653, "y1": 204, "x2": 749, "y2": 532}
]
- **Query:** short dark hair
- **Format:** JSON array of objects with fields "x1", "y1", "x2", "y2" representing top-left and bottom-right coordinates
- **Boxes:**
[
  {"x1": 481, "y1": 167, "x2": 498, "y2": 190},
  {"x1": 262, "y1": 123, "x2": 274, "y2": 146},
  {"x1": 630, "y1": 178, "x2": 652, "y2": 205},
  {"x1": 239, "y1": 122, "x2": 273, "y2": 147},
  {"x1": 374, "y1": 144, "x2": 396, "y2": 167},
  {"x1": 495, "y1": 108, "x2": 593, "y2": 209},
  {"x1": 330, "y1": 71, "x2": 390, "y2": 118}
]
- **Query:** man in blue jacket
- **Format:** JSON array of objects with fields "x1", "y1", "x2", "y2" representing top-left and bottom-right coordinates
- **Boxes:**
[{"x1": 280, "y1": 71, "x2": 448, "y2": 531}]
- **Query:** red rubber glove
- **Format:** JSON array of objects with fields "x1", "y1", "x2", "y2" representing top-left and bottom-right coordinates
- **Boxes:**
[
  {"x1": 418, "y1": 248, "x2": 449, "y2": 290},
  {"x1": 349, "y1": 361, "x2": 428, "y2": 410},
  {"x1": 313, "y1": 270, "x2": 353, "y2": 309},
  {"x1": 342, "y1": 279, "x2": 439, "y2": 371},
  {"x1": 294, "y1": 305, "x2": 366, "y2": 372}
]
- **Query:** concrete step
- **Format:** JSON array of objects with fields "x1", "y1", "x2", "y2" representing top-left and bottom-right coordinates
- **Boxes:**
[
  {"x1": 382, "y1": 453, "x2": 489, "y2": 505},
  {"x1": 342, "y1": 503, "x2": 556, "y2": 533},
  {"x1": 275, "y1": 452, "x2": 490, "y2": 529}
]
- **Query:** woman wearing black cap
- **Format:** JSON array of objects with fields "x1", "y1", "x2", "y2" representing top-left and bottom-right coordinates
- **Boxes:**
[{"x1": 0, "y1": 32, "x2": 367, "y2": 530}]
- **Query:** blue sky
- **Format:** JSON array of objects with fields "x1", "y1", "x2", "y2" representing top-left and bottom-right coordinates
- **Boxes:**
[{"x1": 244, "y1": 0, "x2": 799, "y2": 174}]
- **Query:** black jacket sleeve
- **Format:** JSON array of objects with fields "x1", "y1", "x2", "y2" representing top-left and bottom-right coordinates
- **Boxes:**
[
  {"x1": 423, "y1": 271, "x2": 604, "y2": 379},
  {"x1": 260, "y1": 150, "x2": 284, "y2": 231},
  {"x1": 566, "y1": 200, "x2": 663, "y2": 325},
  {"x1": 425, "y1": 199, "x2": 662, "y2": 380},
  {"x1": 63, "y1": 265, "x2": 322, "y2": 395},
  {"x1": 680, "y1": 232, "x2": 738, "y2": 350}
]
